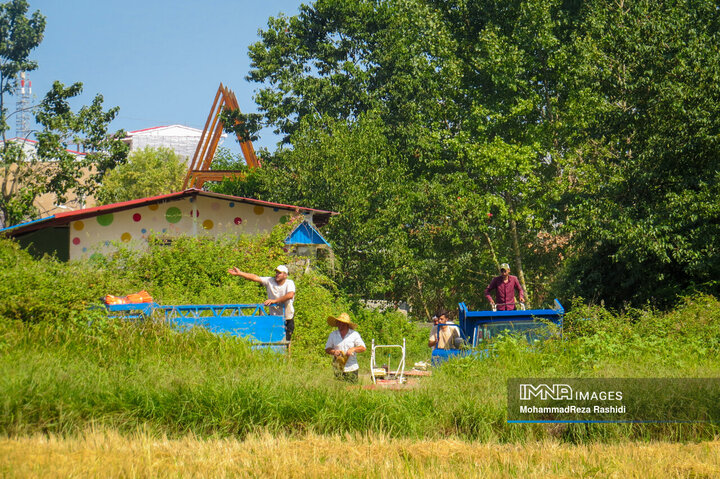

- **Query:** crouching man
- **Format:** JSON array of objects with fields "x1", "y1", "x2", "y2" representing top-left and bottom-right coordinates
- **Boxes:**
[{"x1": 325, "y1": 313, "x2": 366, "y2": 383}]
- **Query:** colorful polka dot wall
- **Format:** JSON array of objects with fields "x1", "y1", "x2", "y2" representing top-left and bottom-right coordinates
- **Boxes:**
[{"x1": 68, "y1": 197, "x2": 305, "y2": 260}]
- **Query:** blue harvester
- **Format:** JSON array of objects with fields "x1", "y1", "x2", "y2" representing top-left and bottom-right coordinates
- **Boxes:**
[
  {"x1": 431, "y1": 299, "x2": 564, "y2": 363},
  {"x1": 105, "y1": 302, "x2": 287, "y2": 351}
]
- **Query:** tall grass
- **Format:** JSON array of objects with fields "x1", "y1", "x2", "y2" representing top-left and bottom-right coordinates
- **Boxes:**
[
  {"x1": 2, "y1": 302, "x2": 720, "y2": 442},
  {"x1": 0, "y1": 233, "x2": 427, "y2": 362},
  {"x1": 2, "y1": 236, "x2": 720, "y2": 442}
]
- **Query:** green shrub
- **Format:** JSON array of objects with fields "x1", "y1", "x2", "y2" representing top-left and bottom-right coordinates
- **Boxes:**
[{"x1": 0, "y1": 227, "x2": 420, "y2": 362}]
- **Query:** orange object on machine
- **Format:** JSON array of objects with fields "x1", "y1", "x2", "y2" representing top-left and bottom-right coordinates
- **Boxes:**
[
  {"x1": 103, "y1": 290, "x2": 153, "y2": 305},
  {"x1": 103, "y1": 295, "x2": 126, "y2": 305}
]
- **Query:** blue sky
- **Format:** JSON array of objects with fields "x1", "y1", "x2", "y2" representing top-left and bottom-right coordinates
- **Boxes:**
[{"x1": 23, "y1": 0, "x2": 305, "y2": 154}]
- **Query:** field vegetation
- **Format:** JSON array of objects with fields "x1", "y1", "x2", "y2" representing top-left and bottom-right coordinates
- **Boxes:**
[
  {"x1": 2, "y1": 234, "x2": 720, "y2": 446},
  {"x1": 2, "y1": 430, "x2": 720, "y2": 478},
  {"x1": 2, "y1": 0, "x2": 720, "y2": 473}
]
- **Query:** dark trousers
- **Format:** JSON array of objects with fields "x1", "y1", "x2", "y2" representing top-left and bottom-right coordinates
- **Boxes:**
[
  {"x1": 285, "y1": 319, "x2": 295, "y2": 341},
  {"x1": 334, "y1": 369, "x2": 359, "y2": 383}
]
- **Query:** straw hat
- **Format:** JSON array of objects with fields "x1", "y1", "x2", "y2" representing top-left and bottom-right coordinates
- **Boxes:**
[{"x1": 327, "y1": 312, "x2": 358, "y2": 329}]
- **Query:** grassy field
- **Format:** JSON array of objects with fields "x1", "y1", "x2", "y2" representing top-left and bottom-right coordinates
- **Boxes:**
[
  {"x1": 2, "y1": 430, "x2": 719, "y2": 478},
  {"x1": 3, "y1": 297, "x2": 720, "y2": 443},
  {"x1": 3, "y1": 238, "x2": 720, "y2": 474}
]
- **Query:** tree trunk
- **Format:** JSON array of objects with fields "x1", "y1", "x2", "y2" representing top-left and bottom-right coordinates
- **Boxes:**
[
  {"x1": 483, "y1": 231, "x2": 500, "y2": 271},
  {"x1": 414, "y1": 275, "x2": 432, "y2": 321},
  {"x1": 508, "y1": 210, "x2": 529, "y2": 303}
]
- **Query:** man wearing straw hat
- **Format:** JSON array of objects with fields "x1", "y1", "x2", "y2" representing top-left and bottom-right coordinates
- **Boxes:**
[{"x1": 325, "y1": 313, "x2": 366, "y2": 382}]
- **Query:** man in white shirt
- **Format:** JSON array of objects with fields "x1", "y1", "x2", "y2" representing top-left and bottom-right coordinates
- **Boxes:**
[
  {"x1": 228, "y1": 264, "x2": 296, "y2": 341},
  {"x1": 325, "y1": 313, "x2": 366, "y2": 382}
]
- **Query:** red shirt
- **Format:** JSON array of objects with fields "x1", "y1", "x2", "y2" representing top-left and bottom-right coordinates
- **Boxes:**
[{"x1": 485, "y1": 275, "x2": 525, "y2": 310}]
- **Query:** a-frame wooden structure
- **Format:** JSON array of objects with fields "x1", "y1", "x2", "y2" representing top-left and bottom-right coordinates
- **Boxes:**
[{"x1": 183, "y1": 83, "x2": 261, "y2": 189}]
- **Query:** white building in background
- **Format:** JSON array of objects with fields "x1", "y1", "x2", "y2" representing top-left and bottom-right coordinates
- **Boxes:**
[
  {"x1": 0, "y1": 125, "x2": 229, "y2": 219},
  {"x1": 122, "y1": 125, "x2": 226, "y2": 165}
]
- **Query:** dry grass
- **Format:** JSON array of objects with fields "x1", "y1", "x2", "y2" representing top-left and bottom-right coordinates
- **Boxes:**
[{"x1": 1, "y1": 430, "x2": 719, "y2": 478}]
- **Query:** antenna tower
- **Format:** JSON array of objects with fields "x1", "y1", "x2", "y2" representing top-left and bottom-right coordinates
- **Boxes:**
[{"x1": 16, "y1": 72, "x2": 32, "y2": 139}]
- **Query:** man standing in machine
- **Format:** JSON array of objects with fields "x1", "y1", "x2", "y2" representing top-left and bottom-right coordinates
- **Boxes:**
[
  {"x1": 428, "y1": 310, "x2": 461, "y2": 349},
  {"x1": 484, "y1": 263, "x2": 526, "y2": 311},
  {"x1": 228, "y1": 264, "x2": 296, "y2": 341}
]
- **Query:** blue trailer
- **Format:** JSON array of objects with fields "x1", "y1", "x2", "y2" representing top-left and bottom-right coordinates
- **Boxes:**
[
  {"x1": 431, "y1": 299, "x2": 564, "y2": 363},
  {"x1": 104, "y1": 302, "x2": 287, "y2": 350}
]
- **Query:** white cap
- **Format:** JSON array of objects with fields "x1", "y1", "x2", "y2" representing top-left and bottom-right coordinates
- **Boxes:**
[{"x1": 275, "y1": 265, "x2": 288, "y2": 274}]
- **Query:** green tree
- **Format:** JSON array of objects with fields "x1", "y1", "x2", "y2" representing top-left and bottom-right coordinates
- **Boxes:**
[
  {"x1": 0, "y1": 81, "x2": 128, "y2": 226},
  {"x1": 559, "y1": 0, "x2": 720, "y2": 308},
  {"x1": 34, "y1": 81, "x2": 128, "y2": 203},
  {"x1": 206, "y1": 146, "x2": 252, "y2": 172},
  {"x1": 0, "y1": 0, "x2": 44, "y2": 142},
  {"x1": 433, "y1": 0, "x2": 586, "y2": 299},
  {"x1": 233, "y1": 0, "x2": 586, "y2": 309},
  {"x1": 96, "y1": 146, "x2": 186, "y2": 205},
  {"x1": 215, "y1": 112, "x2": 511, "y2": 317},
  {"x1": 0, "y1": 0, "x2": 45, "y2": 227},
  {"x1": 0, "y1": 1, "x2": 128, "y2": 227},
  {"x1": 240, "y1": 0, "x2": 720, "y2": 310}
]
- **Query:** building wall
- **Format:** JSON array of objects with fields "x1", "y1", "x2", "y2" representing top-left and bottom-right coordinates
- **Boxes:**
[
  {"x1": 126, "y1": 126, "x2": 225, "y2": 165},
  {"x1": 130, "y1": 135, "x2": 199, "y2": 163},
  {"x1": 16, "y1": 226, "x2": 70, "y2": 261},
  {"x1": 68, "y1": 196, "x2": 306, "y2": 260}
]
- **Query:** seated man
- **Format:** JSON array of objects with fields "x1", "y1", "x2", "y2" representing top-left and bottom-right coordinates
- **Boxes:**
[{"x1": 428, "y1": 310, "x2": 461, "y2": 349}]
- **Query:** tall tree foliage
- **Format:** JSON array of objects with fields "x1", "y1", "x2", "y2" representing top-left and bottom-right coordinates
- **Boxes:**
[
  {"x1": 234, "y1": 0, "x2": 718, "y2": 310},
  {"x1": 0, "y1": 0, "x2": 44, "y2": 142},
  {"x1": 0, "y1": 0, "x2": 44, "y2": 227},
  {"x1": 561, "y1": 0, "x2": 720, "y2": 308},
  {"x1": 214, "y1": 114, "x2": 494, "y2": 316},
  {"x1": 226, "y1": 0, "x2": 580, "y2": 311},
  {"x1": 247, "y1": 0, "x2": 459, "y2": 157},
  {"x1": 0, "y1": 1, "x2": 127, "y2": 228},
  {"x1": 95, "y1": 146, "x2": 186, "y2": 205},
  {"x1": 34, "y1": 82, "x2": 128, "y2": 203}
]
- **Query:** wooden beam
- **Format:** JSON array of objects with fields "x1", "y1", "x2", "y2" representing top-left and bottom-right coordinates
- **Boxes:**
[
  {"x1": 184, "y1": 83, "x2": 261, "y2": 190},
  {"x1": 183, "y1": 84, "x2": 224, "y2": 189}
]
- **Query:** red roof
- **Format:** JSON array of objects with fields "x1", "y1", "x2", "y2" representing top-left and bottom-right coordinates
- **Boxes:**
[
  {"x1": 1, "y1": 189, "x2": 338, "y2": 236},
  {"x1": 125, "y1": 126, "x2": 169, "y2": 134},
  {"x1": 125, "y1": 125, "x2": 205, "y2": 135},
  {"x1": 2, "y1": 137, "x2": 86, "y2": 156}
]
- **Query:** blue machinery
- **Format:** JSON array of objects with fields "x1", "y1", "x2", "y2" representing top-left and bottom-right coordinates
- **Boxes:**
[
  {"x1": 431, "y1": 299, "x2": 564, "y2": 363},
  {"x1": 105, "y1": 299, "x2": 563, "y2": 359},
  {"x1": 105, "y1": 303, "x2": 287, "y2": 349}
]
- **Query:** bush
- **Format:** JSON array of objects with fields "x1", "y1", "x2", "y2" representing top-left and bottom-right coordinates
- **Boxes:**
[{"x1": 0, "y1": 226, "x2": 420, "y2": 362}]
